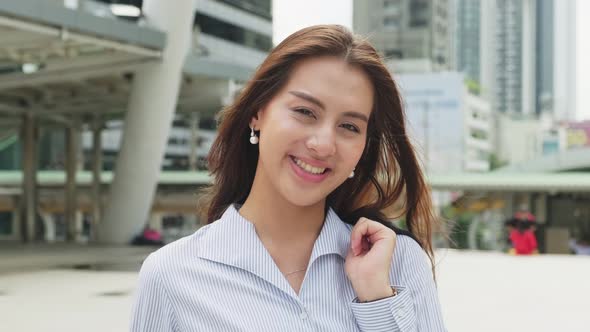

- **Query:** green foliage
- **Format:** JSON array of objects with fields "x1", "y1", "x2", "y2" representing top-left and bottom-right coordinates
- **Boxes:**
[
  {"x1": 489, "y1": 153, "x2": 508, "y2": 170},
  {"x1": 465, "y1": 78, "x2": 481, "y2": 95},
  {"x1": 442, "y1": 205, "x2": 474, "y2": 249}
]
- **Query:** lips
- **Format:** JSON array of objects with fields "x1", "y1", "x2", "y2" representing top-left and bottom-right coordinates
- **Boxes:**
[
  {"x1": 289, "y1": 155, "x2": 331, "y2": 174},
  {"x1": 288, "y1": 155, "x2": 332, "y2": 183}
]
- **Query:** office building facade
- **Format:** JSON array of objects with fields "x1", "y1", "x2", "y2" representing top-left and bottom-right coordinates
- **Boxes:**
[{"x1": 353, "y1": 0, "x2": 452, "y2": 71}]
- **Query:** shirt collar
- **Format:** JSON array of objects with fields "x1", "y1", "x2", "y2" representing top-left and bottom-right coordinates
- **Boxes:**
[{"x1": 196, "y1": 204, "x2": 351, "y2": 295}]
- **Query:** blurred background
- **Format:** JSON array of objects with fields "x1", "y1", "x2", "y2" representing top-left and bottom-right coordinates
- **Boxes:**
[{"x1": 0, "y1": 0, "x2": 588, "y2": 331}]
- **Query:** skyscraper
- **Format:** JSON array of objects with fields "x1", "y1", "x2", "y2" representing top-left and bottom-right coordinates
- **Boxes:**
[
  {"x1": 553, "y1": 0, "x2": 577, "y2": 120},
  {"x1": 455, "y1": 0, "x2": 480, "y2": 83},
  {"x1": 353, "y1": 0, "x2": 452, "y2": 71},
  {"x1": 461, "y1": 0, "x2": 573, "y2": 118}
]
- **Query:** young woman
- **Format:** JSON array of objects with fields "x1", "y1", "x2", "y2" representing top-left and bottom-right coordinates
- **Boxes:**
[{"x1": 131, "y1": 25, "x2": 446, "y2": 331}]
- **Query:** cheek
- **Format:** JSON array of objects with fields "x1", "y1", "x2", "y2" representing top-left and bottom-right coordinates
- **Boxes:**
[
  {"x1": 258, "y1": 110, "x2": 301, "y2": 158},
  {"x1": 264, "y1": 109, "x2": 306, "y2": 141},
  {"x1": 339, "y1": 140, "x2": 366, "y2": 165}
]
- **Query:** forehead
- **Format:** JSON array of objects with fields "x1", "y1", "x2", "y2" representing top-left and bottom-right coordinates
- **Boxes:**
[{"x1": 282, "y1": 56, "x2": 374, "y2": 115}]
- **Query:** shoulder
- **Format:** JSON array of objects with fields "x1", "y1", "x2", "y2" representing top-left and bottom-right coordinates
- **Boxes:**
[
  {"x1": 139, "y1": 224, "x2": 213, "y2": 279},
  {"x1": 391, "y1": 235, "x2": 436, "y2": 289},
  {"x1": 394, "y1": 235, "x2": 430, "y2": 265}
]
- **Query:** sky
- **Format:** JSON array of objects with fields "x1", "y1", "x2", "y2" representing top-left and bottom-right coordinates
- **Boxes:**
[
  {"x1": 272, "y1": 0, "x2": 352, "y2": 45},
  {"x1": 273, "y1": 0, "x2": 589, "y2": 121}
]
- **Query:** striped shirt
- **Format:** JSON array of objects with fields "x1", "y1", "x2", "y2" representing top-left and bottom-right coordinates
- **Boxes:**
[{"x1": 131, "y1": 204, "x2": 446, "y2": 331}]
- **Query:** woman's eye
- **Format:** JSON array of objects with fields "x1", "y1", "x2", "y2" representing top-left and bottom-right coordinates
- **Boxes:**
[
  {"x1": 294, "y1": 108, "x2": 316, "y2": 118},
  {"x1": 341, "y1": 123, "x2": 360, "y2": 133}
]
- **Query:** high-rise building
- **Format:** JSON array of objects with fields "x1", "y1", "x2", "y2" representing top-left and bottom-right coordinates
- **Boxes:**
[
  {"x1": 553, "y1": 0, "x2": 577, "y2": 121},
  {"x1": 491, "y1": 0, "x2": 529, "y2": 115},
  {"x1": 460, "y1": 0, "x2": 575, "y2": 119},
  {"x1": 455, "y1": 0, "x2": 480, "y2": 83},
  {"x1": 353, "y1": 0, "x2": 452, "y2": 72},
  {"x1": 535, "y1": 0, "x2": 554, "y2": 115}
]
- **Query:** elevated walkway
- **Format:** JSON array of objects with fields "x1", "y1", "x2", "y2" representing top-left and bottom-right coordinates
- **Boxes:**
[{"x1": 497, "y1": 148, "x2": 590, "y2": 173}]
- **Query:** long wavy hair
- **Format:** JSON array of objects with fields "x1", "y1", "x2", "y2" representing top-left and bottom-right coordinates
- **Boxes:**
[{"x1": 198, "y1": 25, "x2": 439, "y2": 272}]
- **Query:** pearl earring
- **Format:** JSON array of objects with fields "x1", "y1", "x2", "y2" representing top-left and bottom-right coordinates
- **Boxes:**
[
  {"x1": 348, "y1": 168, "x2": 355, "y2": 178},
  {"x1": 249, "y1": 126, "x2": 259, "y2": 145}
]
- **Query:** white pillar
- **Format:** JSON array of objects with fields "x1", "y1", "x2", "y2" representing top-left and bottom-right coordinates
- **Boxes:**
[
  {"x1": 99, "y1": 0, "x2": 196, "y2": 244},
  {"x1": 148, "y1": 212, "x2": 163, "y2": 232},
  {"x1": 41, "y1": 212, "x2": 56, "y2": 243}
]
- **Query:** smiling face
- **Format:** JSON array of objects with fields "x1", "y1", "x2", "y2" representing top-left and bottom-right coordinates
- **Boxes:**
[{"x1": 250, "y1": 56, "x2": 374, "y2": 208}]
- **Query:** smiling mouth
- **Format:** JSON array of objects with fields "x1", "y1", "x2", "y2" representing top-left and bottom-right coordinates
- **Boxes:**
[{"x1": 290, "y1": 156, "x2": 330, "y2": 175}]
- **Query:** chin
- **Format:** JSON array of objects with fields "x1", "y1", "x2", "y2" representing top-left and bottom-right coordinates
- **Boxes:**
[
  {"x1": 278, "y1": 183, "x2": 328, "y2": 208},
  {"x1": 279, "y1": 181, "x2": 342, "y2": 209},
  {"x1": 285, "y1": 194, "x2": 326, "y2": 207}
]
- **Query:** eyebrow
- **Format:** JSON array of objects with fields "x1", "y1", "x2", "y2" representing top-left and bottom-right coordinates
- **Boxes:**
[
  {"x1": 342, "y1": 111, "x2": 369, "y2": 123},
  {"x1": 289, "y1": 90, "x2": 325, "y2": 109},
  {"x1": 288, "y1": 90, "x2": 369, "y2": 123}
]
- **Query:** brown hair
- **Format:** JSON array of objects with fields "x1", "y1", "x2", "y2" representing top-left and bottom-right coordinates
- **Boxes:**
[{"x1": 199, "y1": 25, "x2": 439, "y2": 272}]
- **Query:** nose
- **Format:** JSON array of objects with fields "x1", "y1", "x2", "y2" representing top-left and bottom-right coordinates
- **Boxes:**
[{"x1": 306, "y1": 126, "x2": 336, "y2": 157}]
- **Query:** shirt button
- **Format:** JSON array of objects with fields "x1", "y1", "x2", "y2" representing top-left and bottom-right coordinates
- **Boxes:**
[{"x1": 300, "y1": 311, "x2": 308, "y2": 320}]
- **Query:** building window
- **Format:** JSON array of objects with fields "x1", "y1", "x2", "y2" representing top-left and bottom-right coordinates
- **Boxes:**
[
  {"x1": 385, "y1": 49, "x2": 403, "y2": 58},
  {"x1": 195, "y1": 13, "x2": 272, "y2": 51},
  {"x1": 214, "y1": 0, "x2": 272, "y2": 20},
  {"x1": 409, "y1": 0, "x2": 429, "y2": 27},
  {"x1": 383, "y1": 0, "x2": 399, "y2": 8},
  {"x1": 383, "y1": 16, "x2": 400, "y2": 28}
]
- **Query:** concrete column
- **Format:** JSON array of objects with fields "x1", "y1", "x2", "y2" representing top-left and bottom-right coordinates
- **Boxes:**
[
  {"x1": 13, "y1": 196, "x2": 21, "y2": 241},
  {"x1": 65, "y1": 120, "x2": 79, "y2": 241},
  {"x1": 148, "y1": 212, "x2": 163, "y2": 232},
  {"x1": 41, "y1": 212, "x2": 56, "y2": 243},
  {"x1": 188, "y1": 112, "x2": 200, "y2": 170},
  {"x1": 99, "y1": 0, "x2": 196, "y2": 244},
  {"x1": 21, "y1": 113, "x2": 38, "y2": 242},
  {"x1": 91, "y1": 116, "x2": 103, "y2": 242}
]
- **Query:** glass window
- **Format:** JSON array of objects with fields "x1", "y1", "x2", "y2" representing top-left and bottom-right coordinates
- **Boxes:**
[
  {"x1": 385, "y1": 49, "x2": 404, "y2": 58},
  {"x1": 195, "y1": 13, "x2": 272, "y2": 51},
  {"x1": 215, "y1": 0, "x2": 271, "y2": 20},
  {"x1": 409, "y1": 0, "x2": 429, "y2": 27},
  {"x1": 383, "y1": 0, "x2": 399, "y2": 8},
  {"x1": 383, "y1": 16, "x2": 400, "y2": 28}
]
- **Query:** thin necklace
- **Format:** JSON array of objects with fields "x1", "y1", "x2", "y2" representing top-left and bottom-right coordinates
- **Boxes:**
[{"x1": 284, "y1": 268, "x2": 306, "y2": 277}]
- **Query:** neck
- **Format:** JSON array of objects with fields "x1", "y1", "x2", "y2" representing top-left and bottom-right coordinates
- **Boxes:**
[{"x1": 239, "y1": 173, "x2": 326, "y2": 247}]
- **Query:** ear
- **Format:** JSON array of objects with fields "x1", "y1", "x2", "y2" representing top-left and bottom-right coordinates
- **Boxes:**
[{"x1": 249, "y1": 108, "x2": 265, "y2": 130}]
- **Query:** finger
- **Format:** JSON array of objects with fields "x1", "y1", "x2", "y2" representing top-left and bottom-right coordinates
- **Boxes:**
[
  {"x1": 351, "y1": 218, "x2": 395, "y2": 255},
  {"x1": 351, "y1": 218, "x2": 385, "y2": 254},
  {"x1": 350, "y1": 218, "x2": 369, "y2": 256},
  {"x1": 361, "y1": 236, "x2": 371, "y2": 253}
]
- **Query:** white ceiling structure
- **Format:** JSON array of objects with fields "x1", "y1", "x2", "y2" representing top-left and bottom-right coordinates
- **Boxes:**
[
  {"x1": 0, "y1": 0, "x2": 168, "y2": 128},
  {"x1": 0, "y1": 0, "x2": 245, "y2": 131}
]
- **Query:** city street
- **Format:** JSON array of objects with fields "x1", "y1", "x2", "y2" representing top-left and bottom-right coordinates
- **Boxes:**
[{"x1": 1, "y1": 249, "x2": 588, "y2": 332}]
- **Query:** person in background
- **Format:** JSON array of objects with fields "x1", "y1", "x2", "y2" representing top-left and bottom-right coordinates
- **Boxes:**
[
  {"x1": 506, "y1": 208, "x2": 538, "y2": 255},
  {"x1": 570, "y1": 219, "x2": 590, "y2": 255}
]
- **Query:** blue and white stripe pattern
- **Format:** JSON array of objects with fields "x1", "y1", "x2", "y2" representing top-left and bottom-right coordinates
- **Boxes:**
[{"x1": 131, "y1": 204, "x2": 446, "y2": 331}]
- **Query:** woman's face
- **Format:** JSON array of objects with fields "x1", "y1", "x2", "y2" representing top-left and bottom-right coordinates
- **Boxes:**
[{"x1": 251, "y1": 56, "x2": 374, "y2": 207}]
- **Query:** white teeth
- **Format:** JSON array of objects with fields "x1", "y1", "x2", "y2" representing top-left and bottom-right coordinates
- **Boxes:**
[{"x1": 294, "y1": 158, "x2": 326, "y2": 175}]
